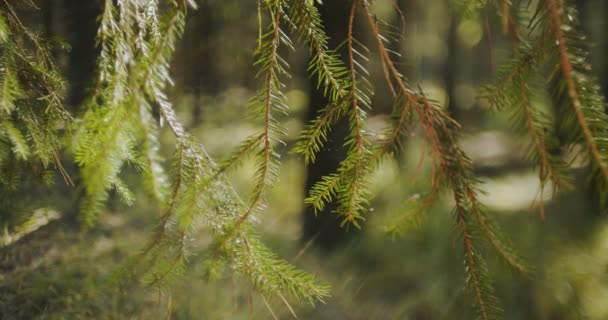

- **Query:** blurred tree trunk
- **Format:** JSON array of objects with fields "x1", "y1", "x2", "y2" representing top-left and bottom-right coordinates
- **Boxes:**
[
  {"x1": 180, "y1": 0, "x2": 219, "y2": 126},
  {"x1": 302, "y1": 0, "x2": 358, "y2": 252},
  {"x1": 42, "y1": 0, "x2": 59, "y2": 60},
  {"x1": 63, "y1": 0, "x2": 103, "y2": 218},
  {"x1": 64, "y1": 0, "x2": 101, "y2": 110}
]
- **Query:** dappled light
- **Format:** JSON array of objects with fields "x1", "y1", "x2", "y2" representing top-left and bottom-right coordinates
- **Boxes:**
[{"x1": 1, "y1": 0, "x2": 608, "y2": 319}]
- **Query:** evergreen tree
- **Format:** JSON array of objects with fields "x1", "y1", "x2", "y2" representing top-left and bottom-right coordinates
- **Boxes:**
[{"x1": 1, "y1": 0, "x2": 607, "y2": 318}]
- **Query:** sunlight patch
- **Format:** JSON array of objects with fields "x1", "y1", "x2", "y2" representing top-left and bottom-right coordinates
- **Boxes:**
[{"x1": 478, "y1": 171, "x2": 554, "y2": 212}]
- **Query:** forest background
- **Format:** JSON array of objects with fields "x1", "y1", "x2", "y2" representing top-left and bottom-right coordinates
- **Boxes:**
[{"x1": 1, "y1": 0, "x2": 608, "y2": 319}]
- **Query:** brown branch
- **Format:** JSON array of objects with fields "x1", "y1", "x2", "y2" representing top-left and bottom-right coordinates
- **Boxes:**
[
  {"x1": 521, "y1": 89, "x2": 549, "y2": 218},
  {"x1": 410, "y1": 140, "x2": 429, "y2": 187},
  {"x1": 501, "y1": 7, "x2": 560, "y2": 219},
  {"x1": 362, "y1": 2, "x2": 525, "y2": 285},
  {"x1": 507, "y1": 14, "x2": 521, "y2": 54},
  {"x1": 374, "y1": 99, "x2": 411, "y2": 160},
  {"x1": 546, "y1": 0, "x2": 608, "y2": 178},
  {"x1": 236, "y1": 1, "x2": 283, "y2": 228},
  {"x1": 341, "y1": 0, "x2": 365, "y2": 224},
  {"x1": 468, "y1": 189, "x2": 529, "y2": 275},
  {"x1": 519, "y1": 87, "x2": 565, "y2": 220},
  {"x1": 278, "y1": 3, "x2": 539, "y2": 314},
  {"x1": 457, "y1": 210, "x2": 490, "y2": 320},
  {"x1": 348, "y1": 0, "x2": 363, "y2": 149},
  {"x1": 361, "y1": 3, "x2": 413, "y2": 102},
  {"x1": 361, "y1": 3, "x2": 444, "y2": 185}
]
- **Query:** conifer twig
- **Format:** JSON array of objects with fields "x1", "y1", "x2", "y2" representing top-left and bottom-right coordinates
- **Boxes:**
[
  {"x1": 360, "y1": 3, "x2": 530, "y2": 315},
  {"x1": 546, "y1": 0, "x2": 608, "y2": 178},
  {"x1": 235, "y1": 0, "x2": 284, "y2": 229},
  {"x1": 344, "y1": 0, "x2": 365, "y2": 225},
  {"x1": 457, "y1": 209, "x2": 491, "y2": 320}
]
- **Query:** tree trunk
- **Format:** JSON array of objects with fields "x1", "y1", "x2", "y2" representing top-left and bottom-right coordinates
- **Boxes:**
[
  {"x1": 63, "y1": 0, "x2": 103, "y2": 219},
  {"x1": 179, "y1": 0, "x2": 219, "y2": 126},
  {"x1": 301, "y1": 0, "x2": 359, "y2": 252},
  {"x1": 64, "y1": 0, "x2": 102, "y2": 110}
]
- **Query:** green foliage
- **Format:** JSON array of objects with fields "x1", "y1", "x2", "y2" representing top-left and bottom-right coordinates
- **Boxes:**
[
  {"x1": 79, "y1": 0, "x2": 330, "y2": 309},
  {"x1": 0, "y1": 9, "x2": 68, "y2": 170},
  {"x1": 543, "y1": 1, "x2": 608, "y2": 210},
  {"x1": 293, "y1": 0, "x2": 376, "y2": 228},
  {"x1": 216, "y1": 0, "x2": 291, "y2": 220},
  {"x1": 0, "y1": 3, "x2": 70, "y2": 229},
  {"x1": 72, "y1": 0, "x2": 180, "y2": 224},
  {"x1": 483, "y1": 0, "x2": 608, "y2": 213},
  {"x1": 290, "y1": 0, "x2": 351, "y2": 163},
  {"x1": 483, "y1": 39, "x2": 572, "y2": 217},
  {"x1": 293, "y1": 1, "x2": 534, "y2": 316},
  {"x1": 2, "y1": 0, "x2": 608, "y2": 318}
]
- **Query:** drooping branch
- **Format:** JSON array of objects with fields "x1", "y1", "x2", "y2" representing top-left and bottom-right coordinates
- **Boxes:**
[{"x1": 546, "y1": 0, "x2": 608, "y2": 178}]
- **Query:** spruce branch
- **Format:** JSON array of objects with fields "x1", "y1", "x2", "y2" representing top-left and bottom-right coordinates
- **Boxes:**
[
  {"x1": 483, "y1": 41, "x2": 570, "y2": 218},
  {"x1": 0, "y1": 5, "x2": 70, "y2": 189},
  {"x1": 338, "y1": 0, "x2": 369, "y2": 226},
  {"x1": 293, "y1": 100, "x2": 348, "y2": 164},
  {"x1": 289, "y1": 0, "x2": 353, "y2": 163},
  {"x1": 544, "y1": 0, "x2": 608, "y2": 208},
  {"x1": 138, "y1": 104, "x2": 170, "y2": 203},
  {"x1": 546, "y1": 0, "x2": 608, "y2": 176},
  {"x1": 73, "y1": 0, "x2": 191, "y2": 223},
  {"x1": 300, "y1": 0, "x2": 377, "y2": 227},
  {"x1": 234, "y1": 232, "x2": 330, "y2": 305},
  {"x1": 289, "y1": 0, "x2": 350, "y2": 101},
  {"x1": 425, "y1": 100, "x2": 531, "y2": 278},
  {"x1": 98, "y1": 1, "x2": 332, "y2": 307},
  {"x1": 215, "y1": 0, "x2": 291, "y2": 230},
  {"x1": 205, "y1": 10, "x2": 287, "y2": 252},
  {"x1": 456, "y1": 204, "x2": 502, "y2": 320},
  {"x1": 359, "y1": 2, "x2": 530, "y2": 315}
]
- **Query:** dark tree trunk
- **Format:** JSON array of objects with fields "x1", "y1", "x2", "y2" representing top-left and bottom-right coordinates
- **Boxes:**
[
  {"x1": 42, "y1": 0, "x2": 59, "y2": 60},
  {"x1": 301, "y1": 0, "x2": 359, "y2": 252},
  {"x1": 63, "y1": 0, "x2": 103, "y2": 219},
  {"x1": 179, "y1": 0, "x2": 219, "y2": 126},
  {"x1": 63, "y1": 0, "x2": 102, "y2": 110}
]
